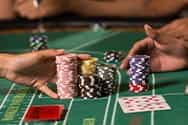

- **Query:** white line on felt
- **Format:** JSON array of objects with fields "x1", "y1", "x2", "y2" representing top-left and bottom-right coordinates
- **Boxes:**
[
  {"x1": 19, "y1": 91, "x2": 37, "y2": 125},
  {"x1": 54, "y1": 121, "x2": 58, "y2": 125},
  {"x1": 69, "y1": 32, "x2": 120, "y2": 51},
  {"x1": 151, "y1": 73, "x2": 156, "y2": 125},
  {"x1": 152, "y1": 73, "x2": 156, "y2": 96},
  {"x1": 0, "y1": 83, "x2": 15, "y2": 109},
  {"x1": 163, "y1": 92, "x2": 185, "y2": 96},
  {"x1": 110, "y1": 70, "x2": 122, "y2": 125},
  {"x1": 38, "y1": 93, "x2": 43, "y2": 98},
  {"x1": 24, "y1": 122, "x2": 28, "y2": 125},
  {"x1": 62, "y1": 99, "x2": 74, "y2": 125},
  {"x1": 102, "y1": 93, "x2": 112, "y2": 125}
]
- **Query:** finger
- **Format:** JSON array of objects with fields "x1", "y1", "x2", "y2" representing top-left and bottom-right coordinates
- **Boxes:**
[
  {"x1": 144, "y1": 24, "x2": 158, "y2": 40},
  {"x1": 120, "y1": 38, "x2": 152, "y2": 70},
  {"x1": 33, "y1": 80, "x2": 58, "y2": 99},
  {"x1": 39, "y1": 49, "x2": 64, "y2": 58},
  {"x1": 77, "y1": 54, "x2": 91, "y2": 60},
  {"x1": 120, "y1": 56, "x2": 131, "y2": 70},
  {"x1": 38, "y1": 84, "x2": 58, "y2": 99}
]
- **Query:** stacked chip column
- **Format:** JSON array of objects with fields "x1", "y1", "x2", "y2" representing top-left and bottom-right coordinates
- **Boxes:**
[
  {"x1": 56, "y1": 54, "x2": 78, "y2": 99},
  {"x1": 128, "y1": 55, "x2": 150, "y2": 93},
  {"x1": 78, "y1": 58, "x2": 102, "y2": 99}
]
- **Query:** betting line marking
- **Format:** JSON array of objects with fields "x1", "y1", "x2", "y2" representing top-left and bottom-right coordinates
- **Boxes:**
[
  {"x1": 102, "y1": 95, "x2": 112, "y2": 125},
  {"x1": 19, "y1": 91, "x2": 37, "y2": 125},
  {"x1": 0, "y1": 83, "x2": 15, "y2": 109},
  {"x1": 110, "y1": 70, "x2": 122, "y2": 125},
  {"x1": 151, "y1": 73, "x2": 156, "y2": 125},
  {"x1": 163, "y1": 92, "x2": 185, "y2": 96},
  {"x1": 62, "y1": 99, "x2": 74, "y2": 125},
  {"x1": 54, "y1": 121, "x2": 58, "y2": 125},
  {"x1": 69, "y1": 32, "x2": 120, "y2": 51}
]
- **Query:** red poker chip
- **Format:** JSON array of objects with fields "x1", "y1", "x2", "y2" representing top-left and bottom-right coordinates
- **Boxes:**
[{"x1": 129, "y1": 83, "x2": 149, "y2": 93}]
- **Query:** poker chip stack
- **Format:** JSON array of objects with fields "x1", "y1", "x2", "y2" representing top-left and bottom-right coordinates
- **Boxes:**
[
  {"x1": 80, "y1": 57, "x2": 98, "y2": 76},
  {"x1": 78, "y1": 58, "x2": 101, "y2": 99},
  {"x1": 78, "y1": 75, "x2": 102, "y2": 99},
  {"x1": 128, "y1": 55, "x2": 150, "y2": 93},
  {"x1": 56, "y1": 54, "x2": 78, "y2": 99},
  {"x1": 96, "y1": 64, "x2": 117, "y2": 96},
  {"x1": 29, "y1": 34, "x2": 48, "y2": 51},
  {"x1": 104, "y1": 51, "x2": 123, "y2": 63}
]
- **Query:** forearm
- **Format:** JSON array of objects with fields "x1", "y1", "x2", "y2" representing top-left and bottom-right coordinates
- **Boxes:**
[
  {"x1": 0, "y1": 0, "x2": 16, "y2": 20},
  {"x1": 70, "y1": 0, "x2": 186, "y2": 18}
]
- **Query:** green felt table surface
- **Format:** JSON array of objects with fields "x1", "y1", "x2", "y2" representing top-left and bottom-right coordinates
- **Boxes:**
[{"x1": 0, "y1": 30, "x2": 188, "y2": 125}]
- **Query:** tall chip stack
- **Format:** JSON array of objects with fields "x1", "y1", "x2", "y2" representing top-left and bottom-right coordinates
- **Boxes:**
[
  {"x1": 96, "y1": 64, "x2": 117, "y2": 96},
  {"x1": 78, "y1": 58, "x2": 102, "y2": 99},
  {"x1": 128, "y1": 55, "x2": 150, "y2": 93},
  {"x1": 56, "y1": 54, "x2": 78, "y2": 99}
]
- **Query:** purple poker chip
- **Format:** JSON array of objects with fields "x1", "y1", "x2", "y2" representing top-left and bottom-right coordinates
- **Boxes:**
[
  {"x1": 128, "y1": 55, "x2": 150, "y2": 87},
  {"x1": 128, "y1": 69, "x2": 150, "y2": 74}
]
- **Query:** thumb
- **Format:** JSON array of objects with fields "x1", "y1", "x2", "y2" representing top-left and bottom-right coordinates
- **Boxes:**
[{"x1": 144, "y1": 24, "x2": 159, "y2": 41}]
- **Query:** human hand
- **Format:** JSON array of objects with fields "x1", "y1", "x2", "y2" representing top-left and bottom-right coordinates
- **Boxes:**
[
  {"x1": 121, "y1": 18, "x2": 188, "y2": 72},
  {"x1": 14, "y1": 0, "x2": 69, "y2": 19},
  {"x1": 4, "y1": 49, "x2": 90, "y2": 99}
]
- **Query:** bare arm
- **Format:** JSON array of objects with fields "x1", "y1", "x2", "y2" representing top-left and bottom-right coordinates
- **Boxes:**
[{"x1": 70, "y1": 0, "x2": 187, "y2": 18}]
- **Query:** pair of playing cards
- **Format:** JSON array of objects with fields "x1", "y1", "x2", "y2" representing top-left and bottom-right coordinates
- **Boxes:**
[{"x1": 119, "y1": 95, "x2": 171, "y2": 113}]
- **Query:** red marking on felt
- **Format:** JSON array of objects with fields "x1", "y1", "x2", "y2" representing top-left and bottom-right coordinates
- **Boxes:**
[{"x1": 24, "y1": 105, "x2": 65, "y2": 122}]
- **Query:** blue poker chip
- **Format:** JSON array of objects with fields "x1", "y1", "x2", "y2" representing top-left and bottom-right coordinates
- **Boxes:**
[
  {"x1": 130, "y1": 75, "x2": 147, "y2": 79},
  {"x1": 129, "y1": 68, "x2": 150, "y2": 73},
  {"x1": 130, "y1": 61, "x2": 150, "y2": 65},
  {"x1": 130, "y1": 63, "x2": 149, "y2": 68},
  {"x1": 128, "y1": 55, "x2": 150, "y2": 86},
  {"x1": 130, "y1": 80, "x2": 147, "y2": 85}
]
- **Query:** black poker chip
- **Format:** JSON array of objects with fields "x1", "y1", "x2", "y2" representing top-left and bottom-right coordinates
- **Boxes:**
[
  {"x1": 78, "y1": 75, "x2": 102, "y2": 99},
  {"x1": 96, "y1": 64, "x2": 117, "y2": 96},
  {"x1": 29, "y1": 34, "x2": 48, "y2": 51},
  {"x1": 103, "y1": 51, "x2": 124, "y2": 63}
]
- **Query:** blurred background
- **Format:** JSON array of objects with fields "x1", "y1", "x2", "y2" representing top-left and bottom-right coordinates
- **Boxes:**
[{"x1": 1, "y1": 0, "x2": 188, "y2": 33}]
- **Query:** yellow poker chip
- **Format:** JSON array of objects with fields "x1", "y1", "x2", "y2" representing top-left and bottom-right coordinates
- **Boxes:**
[{"x1": 80, "y1": 57, "x2": 98, "y2": 75}]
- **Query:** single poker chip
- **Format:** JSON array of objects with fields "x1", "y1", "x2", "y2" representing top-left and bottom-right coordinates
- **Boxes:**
[
  {"x1": 103, "y1": 51, "x2": 123, "y2": 63},
  {"x1": 29, "y1": 34, "x2": 48, "y2": 51},
  {"x1": 129, "y1": 83, "x2": 149, "y2": 93}
]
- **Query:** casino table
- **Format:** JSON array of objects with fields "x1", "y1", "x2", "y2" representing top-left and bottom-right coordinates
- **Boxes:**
[{"x1": 0, "y1": 29, "x2": 188, "y2": 125}]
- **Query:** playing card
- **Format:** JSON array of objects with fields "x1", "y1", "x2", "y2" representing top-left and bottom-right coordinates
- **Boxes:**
[
  {"x1": 24, "y1": 105, "x2": 65, "y2": 121},
  {"x1": 119, "y1": 95, "x2": 171, "y2": 113}
]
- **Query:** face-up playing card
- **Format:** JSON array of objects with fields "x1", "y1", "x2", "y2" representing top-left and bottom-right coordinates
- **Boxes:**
[
  {"x1": 24, "y1": 105, "x2": 65, "y2": 121},
  {"x1": 119, "y1": 95, "x2": 171, "y2": 113}
]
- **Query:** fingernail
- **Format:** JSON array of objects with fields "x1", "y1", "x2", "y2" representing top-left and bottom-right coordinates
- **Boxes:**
[{"x1": 120, "y1": 64, "x2": 124, "y2": 69}]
